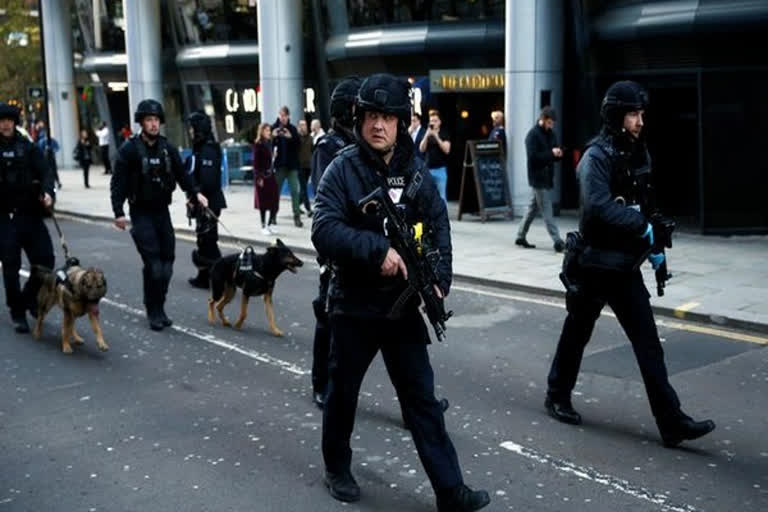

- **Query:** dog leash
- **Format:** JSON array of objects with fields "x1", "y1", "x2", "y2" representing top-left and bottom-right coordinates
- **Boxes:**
[
  {"x1": 48, "y1": 208, "x2": 71, "y2": 260},
  {"x1": 203, "y1": 206, "x2": 247, "y2": 250}
]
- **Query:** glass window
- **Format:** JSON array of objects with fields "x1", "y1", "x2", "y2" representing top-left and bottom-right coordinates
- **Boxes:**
[{"x1": 171, "y1": 0, "x2": 259, "y2": 45}]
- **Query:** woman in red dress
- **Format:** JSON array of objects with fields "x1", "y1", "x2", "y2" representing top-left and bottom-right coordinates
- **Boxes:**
[{"x1": 253, "y1": 123, "x2": 280, "y2": 235}]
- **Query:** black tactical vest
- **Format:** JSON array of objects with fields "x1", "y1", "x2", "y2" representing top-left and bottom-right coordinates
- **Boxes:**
[{"x1": 130, "y1": 136, "x2": 175, "y2": 204}]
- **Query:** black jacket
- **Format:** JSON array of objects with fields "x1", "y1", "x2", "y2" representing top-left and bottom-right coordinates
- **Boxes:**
[
  {"x1": 271, "y1": 119, "x2": 300, "y2": 169},
  {"x1": 311, "y1": 129, "x2": 452, "y2": 320},
  {"x1": 525, "y1": 123, "x2": 559, "y2": 188},
  {"x1": 310, "y1": 126, "x2": 354, "y2": 192},
  {"x1": 578, "y1": 129, "x2": 655, "y2": 268},
  {"x1": 187, "y1": 139, "x2": 226, "y2": 211},
  {"x1": 0, "y1": 132, "x2": 54, "y2": 215},
  {"x1": 111, "y1": 134, "x2": 198, "y2": 218},
  {"x1": 74, "y1": 140, "x2": 92, "y2": 165}
]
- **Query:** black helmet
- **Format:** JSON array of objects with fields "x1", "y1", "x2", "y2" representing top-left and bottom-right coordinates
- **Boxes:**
[
  {"x1": 330, "y1": 76, "x2": 361, "y2": 124},
  {"x1": 600, "y1": 80, "x2": 648, "y2": 132},
  {"x1": 134, "y1": 99, "x2": 165, "y2": 124},
  {"x1": 186, "y1": 111, "x2": 212, "y2": 142},
  {"x1": 0, "y1": 102, "x2": 20, "y2": 124},
  {"x1": 355, "y1": 74, "x2": 412, "y2": 125}
]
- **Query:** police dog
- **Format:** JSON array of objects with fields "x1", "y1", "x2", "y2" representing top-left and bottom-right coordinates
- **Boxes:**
[
  {"x1": 207, "y1": 240, "x2": 303, "y2": 336},
  {"x1": 30, "y1": 260, "x2": 109, "y2": 354}
]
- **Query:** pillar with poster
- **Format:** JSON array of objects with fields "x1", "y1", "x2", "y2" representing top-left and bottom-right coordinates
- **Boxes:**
[{"x1": 458, "y1": 139, "x2": 513, "y2": 222}]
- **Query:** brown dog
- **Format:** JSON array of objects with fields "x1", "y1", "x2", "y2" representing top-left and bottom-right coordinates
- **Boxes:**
[
  {"x1": 207, "y1": 240, "x2": 303, "y2": 336},
  {"x1": 31, "y1": 262, "x2": 109, "y2": 354}
]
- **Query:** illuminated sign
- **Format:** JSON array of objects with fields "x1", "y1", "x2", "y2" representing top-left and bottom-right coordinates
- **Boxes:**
[
  {"x1": 430, "y1": 69, "x2": 504, "y2": 93},
  {"x1": 224, "y1": 87, "x2": 316, "y2": 114}
]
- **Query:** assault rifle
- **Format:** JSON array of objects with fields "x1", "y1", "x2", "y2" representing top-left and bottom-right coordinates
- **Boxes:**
[
  {"x1": 638, "y1": 214, "x2": 675, "y2": 296},
  {"x1": 357, "y1": 187, "x2": 453, "y2": 341}
]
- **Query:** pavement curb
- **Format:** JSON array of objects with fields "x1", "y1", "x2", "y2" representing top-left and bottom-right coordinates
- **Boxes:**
[{"x1": 56, "y1": 209, "x2": 768, "y2": 336}]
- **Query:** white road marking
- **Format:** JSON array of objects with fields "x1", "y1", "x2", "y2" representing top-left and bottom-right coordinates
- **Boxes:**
[
  {"x1": 499, "y1": 441, "x2": 703, "y2": 512},
  {"x1": 16, "y1": 268, "x2": 308, "y2": 376},
  {"x1": 101, "y1": 297, "x2": 309, "y2": 376}
]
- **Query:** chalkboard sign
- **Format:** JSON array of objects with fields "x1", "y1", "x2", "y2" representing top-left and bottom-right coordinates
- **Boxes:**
[{"x1": 458, "y1": 140, "x2": 513, "y2": 221}]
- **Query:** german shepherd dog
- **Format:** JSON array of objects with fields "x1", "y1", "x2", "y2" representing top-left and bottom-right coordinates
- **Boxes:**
[
  {"x1": 207, "y1": 239, "x2": 303, "y2": 336},
  {"x1": 30, "y1": 259, "x2": 109, "y2": 354}
]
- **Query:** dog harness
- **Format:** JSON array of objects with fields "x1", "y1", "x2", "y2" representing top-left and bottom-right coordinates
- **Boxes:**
[
  {"x1": 234, "y1": 246, "x2": 274, "y2": 293},
  {"x1": 55, "y1": 257, "x2": 81, "y2": 294}
]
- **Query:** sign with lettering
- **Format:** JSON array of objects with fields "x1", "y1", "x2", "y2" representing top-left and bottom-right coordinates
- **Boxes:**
[
  {"x1": 430, "y1": 69, "x2": 504, "y2": 93},
  {"x1": 458, "y1": 140, "x2": 512, "y2": 221}
]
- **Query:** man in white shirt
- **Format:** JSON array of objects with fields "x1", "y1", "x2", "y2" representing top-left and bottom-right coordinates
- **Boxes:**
[{"x1": 95, "y1": 122, "x2": 112, "y2": 174}]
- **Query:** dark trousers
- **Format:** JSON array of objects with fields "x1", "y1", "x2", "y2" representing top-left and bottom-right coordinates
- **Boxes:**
[
  {"x1": 100, "y1": 145, "x2": 111, "y2": 174},
  {"x1": 0, "y1": 214, "x2": 55, "y2": 317},
  {"x1": 547, "y1": 270, "x2": 682, "y2": 421},
  {"x1": 129, "y1": 209, "x2": 175, "y2": 310},
  {"x1": 299, "y1": 167, "x2": 312, "y2": 211},
  {"x1": 323, "y1": 315, "x2": 463, "y2": 492},
  {"x1": 81, "y1": 162, "x2": 91, "y2": 187},
  {"x1": 311, "y1": 267, "x2": 331, "y2": 394},
  {"x1": 194, "y1": 207, "x2": 222, "y2": 280}
]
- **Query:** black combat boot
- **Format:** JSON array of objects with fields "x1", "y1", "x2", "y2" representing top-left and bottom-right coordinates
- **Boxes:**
[
  {"x1": 545, "y1": 395, "x2": 582, "y2": 425},
  {"x1": 436, "y1": 484, "x2": 491, "y2": 512},
  {"x1": 11, "y1": 311, "x2": 30, "y2": 334},
  {"x1": 188, "y1": 266, "x2": 210, "y2": 290},
  {"x1": 146, "y1": 304, "x2": 165, "y2": 331},
  {"x1": 324, "y1": 471, "x2": 360, "y2": 503},
  {"x1": 658, "y1": 414, "x2": 716, "y2": 448}
]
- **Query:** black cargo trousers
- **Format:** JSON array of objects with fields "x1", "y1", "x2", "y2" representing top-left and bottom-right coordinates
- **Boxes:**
[{"x1": 547, "y1": 269, "x2": 683, "y2": 424}]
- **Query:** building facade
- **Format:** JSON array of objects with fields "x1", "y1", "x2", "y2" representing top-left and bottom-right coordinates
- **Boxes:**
[{"x1": 49, "y1": 0, "x2": 768, "y2": 233}]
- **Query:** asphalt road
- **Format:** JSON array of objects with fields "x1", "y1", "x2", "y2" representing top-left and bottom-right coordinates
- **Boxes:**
[{"x1": 1, "y1": 218, "x2": 766, "y2": 512}]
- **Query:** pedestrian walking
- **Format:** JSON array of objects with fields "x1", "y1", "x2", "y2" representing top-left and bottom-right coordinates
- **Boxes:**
[
  {"x1": 312, "y1": 73, "x2": 490, "y2": 512},
  {"x1": 419, "y1": 109, "x2": 451, "y2": 202},
  {"x1": 309, "y1": 76, "x2": 360, "y2": 409},
  {"x1": 185, "y1": 111, "x2": 226, "y2": 289},
  {"x1": 110, "y1": 99, "x2": 208, "y2": 331},
  {"x1": 96, "y1": 122, "x2": 112, "y2": 174},
  {"x1": 271, "y1": 106, "x2": 303, "y2": 227},
  {"x1": 515, "y1": 106, "x2": 566, "y2": 252},
  {"x1": 297, "y1": 119, "x2": 313, "y2": 217},
  {"x1": 74, "y1": 129, "x2": 93, "y2": 188},
  {"x1": 546, "y1": 81, "x2": 715, "y2": 448},
  {"x1": 253, "y1": 123, "x2": 279, "y2": 235},
  {"x1": 0, "y1": 102, "x2": 56, "y2": 334}
]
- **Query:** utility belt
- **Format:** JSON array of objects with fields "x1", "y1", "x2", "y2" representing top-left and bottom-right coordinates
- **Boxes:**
[{"x1": 559, "y1": 231, "x2": 639, "y2": 294}]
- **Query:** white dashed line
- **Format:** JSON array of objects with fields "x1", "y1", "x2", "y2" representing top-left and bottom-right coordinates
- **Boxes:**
[{"x1": 500, "y1": 441, "x2": 703, "y2": 512}]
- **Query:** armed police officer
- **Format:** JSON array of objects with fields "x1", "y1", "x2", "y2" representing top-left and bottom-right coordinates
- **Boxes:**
[
  {"x1": 545, "y1": 81, "x2": 715, "y2": 448},
  {"x1": 0, "y1": 102, "x2": 55, "y2": 333},
  {"x1": 185, "y1": 111, "x2": 226, "y2": 289},
  {"x1": 309, "y1": 76, "x2": 360, "y2": 408},
  {"x1": 312, "y1": 74, "x2": 490, "y2": 511},
  {"x1": 111, "y1": 99, "x2": 208, "y2": 331}
]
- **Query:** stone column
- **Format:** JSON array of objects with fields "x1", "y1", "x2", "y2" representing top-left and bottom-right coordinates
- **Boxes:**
[
  {"x1": 257, "y1": 0, "x2": 304, "y2": 125},
  {"x1": 122, "y1": 0, "x2": 163, "y2": 131},
  {"x1": 504, "y1": 0, "x2": 564, "y2": 215}
]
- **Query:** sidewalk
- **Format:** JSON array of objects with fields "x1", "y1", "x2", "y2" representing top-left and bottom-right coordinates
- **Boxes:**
[{"x1": 53, "y1": 166, "x2": 768, "y2": 333}]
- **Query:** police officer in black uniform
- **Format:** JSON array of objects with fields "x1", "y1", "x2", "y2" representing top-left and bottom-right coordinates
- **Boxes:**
[
  {"x1": 312, "y1": 74, "x2": 490, "y2": 511},
  {"x1": 185, "y1": 111, "x2": 225, "y2": 289},
  {"x1": 545, "y1": 81, "x2": 716, "y2": 448},
  {"x1": 309, "y1": 76, "x2": 360, "y2": 408},
  {"x1": 110, "y1": 99, "x2": 208, "y2": 331},
  {"x1": 0, "y1": 102, "x2": 55, "y2": 333}
]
